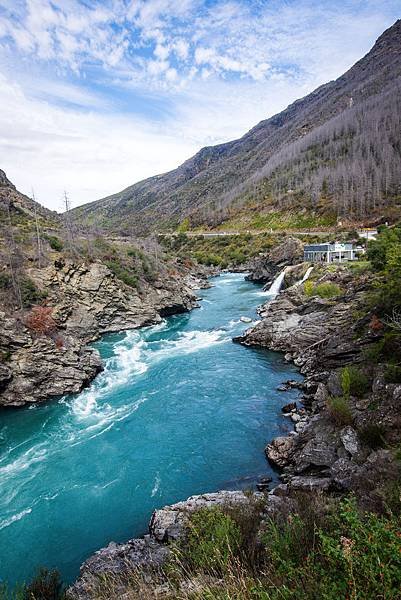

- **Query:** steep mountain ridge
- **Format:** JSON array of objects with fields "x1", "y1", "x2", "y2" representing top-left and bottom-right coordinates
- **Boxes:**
[
  {"x1": 73, "y1": 19, "x2": 401, "y2": 233},
  {"x1": 0, "y1": 168, "x2": 59, "y2": 223}
]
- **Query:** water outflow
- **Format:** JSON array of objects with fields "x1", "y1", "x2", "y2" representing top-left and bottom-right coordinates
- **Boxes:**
[
  {"x1": 267, "y1": 268, "x2": 287, "y2": 297},
  {"x1": 300, "y1": 266, "x2": 314, "y2": 284},
  {"x1": 0, "y1": 273, "x2": 302, "y2": 587}
]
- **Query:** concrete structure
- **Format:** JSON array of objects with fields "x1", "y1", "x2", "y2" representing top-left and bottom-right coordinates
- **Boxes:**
[
  {"x1": 304, "y1": 242, "x2": 356, "y2": 263},
  {"x1": 357, "y1": 228, "x2": 378, "y2": 241}
]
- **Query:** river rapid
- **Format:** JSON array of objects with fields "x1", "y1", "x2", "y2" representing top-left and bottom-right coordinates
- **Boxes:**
[{"x1": 0, "y1": 273, "x2": 301, "y2": 586}]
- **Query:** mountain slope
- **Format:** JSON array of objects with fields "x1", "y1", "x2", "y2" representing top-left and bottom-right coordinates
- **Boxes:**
[
  {"x1": 0, "y1": 169, "x2": 59, "y2": 224},
  {"x1": 74, "y1": 20, "x2": 401, "y2": 233}
]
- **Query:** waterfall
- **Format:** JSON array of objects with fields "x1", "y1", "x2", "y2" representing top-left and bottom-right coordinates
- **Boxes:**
[
  {"x1": 300, "y1": 266, "x2": 313, "y2": 284},
  {"x1": 293, "y1": 266, "x2": 314, "y2": 288},
  {"x1": 267, "y1": 268, "x2": 286, "y2": 297}
]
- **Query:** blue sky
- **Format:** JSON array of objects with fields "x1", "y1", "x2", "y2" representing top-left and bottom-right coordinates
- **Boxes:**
[{"x1": 0, "y1": 0, "x2": 399, "y2": 210}]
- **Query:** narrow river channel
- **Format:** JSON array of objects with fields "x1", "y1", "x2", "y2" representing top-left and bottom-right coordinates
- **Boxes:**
[{"x1": 0, "y1": 273, "x2": 302, "y2": 586}]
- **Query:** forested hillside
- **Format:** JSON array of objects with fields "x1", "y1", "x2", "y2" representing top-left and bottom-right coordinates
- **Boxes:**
[{"x1": 73, "y1": 20, "x2": 401, "y2": 233}]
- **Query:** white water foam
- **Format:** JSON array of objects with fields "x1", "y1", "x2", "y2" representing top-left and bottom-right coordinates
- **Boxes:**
[
  {"x1": 71, "y1": 331, "x2": 148, "y2": 421},
  {"x1": 151, "y1": 472, "x2": 161, "y2": 497},
  {"x1": 150, "y1": 329, "x2": 229, "y2": 360},
  {"x1": 0, "y1": 446, "x2": 47, "y2": 481},
  {"x1": 0, "y1": 508, "x2": 32, "y2": 531}
]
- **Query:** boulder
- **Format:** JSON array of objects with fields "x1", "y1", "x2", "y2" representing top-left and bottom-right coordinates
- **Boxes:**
[
  {"x1": 150, "y1": 490, "x2": 263, "y2": 542},
  {"x1": 340, "y1": 426, "x2": 360, "y2": 457},
  {"x1": 266, "y1": 436, "x2": 297, "y2": 468}
]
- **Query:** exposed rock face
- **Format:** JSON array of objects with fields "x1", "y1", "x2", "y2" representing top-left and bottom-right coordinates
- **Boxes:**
[
  {"x1": 246, "y1": 237, "x2": 304, "y2": 283},
  {"x1": 0, "y1": 260, "x2": 199, "y2": 407},
  {"x1": 68, "y1": 491, "x2": 263, "y2": 600},
  {"x1": 266, "y1": 436, "x2": 297, "y2": 468},
  {"x1": 0, "y1": 315, "x2": 103, "y2": 406},
  {"x1": 237, "y1": 264, "x2": 401, "y2": 513},
  {"x1": 238, "y1": 270, "x2": 367, "y2": 374}
]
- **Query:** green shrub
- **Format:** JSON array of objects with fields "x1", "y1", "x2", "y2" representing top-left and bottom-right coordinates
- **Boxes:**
[
  {"x1": 303, "y1": 280, "x2": 314, "y2": 297},
  {"x1": 178, "y1": 507, "x2": 242, "y2": 572},
  {"x1": 20, "y1": 277, "x2": 47, "y2": 307},
  {"x1": 327, "y1": 396, "x2": 353, "y2": 426},
  {"x1": 363, "y1": 333, "x2": 401, "y2": 364},
  {"x1": 0, "y1": 273, "x2": 11, "y2": 289},
  {"x1": 44, "y1": 235, "x2": 63, "y2": 252},
  {"x1": 341, "y1": 367, "x2": 351, "y2": 397},
  {"x1": 384, "y1": 364, "x2": 401, "y2": 383},
  {"x1": 105, "y1": 260, "x2": 138, "y2": 288},
  {"x1": 359, "y1": 424, "x2": 386, "y2": 449},
  {"x1": 260, "y1": 496, "x2": 401, "y2": 600},
  {"x1": 341, "y1": 366, "x2": 370, "y2": 397},
  {"x1": 23, "y1": 568, "x2": 65, "y2": 599},
  {"x1": 314, "y1": 282, "x2": 342, "y2": 298}
]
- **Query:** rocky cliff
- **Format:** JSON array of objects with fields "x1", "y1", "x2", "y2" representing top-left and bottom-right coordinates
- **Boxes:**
[
  {"x1": 0, "y1": 258, "x2": 208, "y2": 408},
  {"x1": 0, "y1": 172, "x2": 212, "y2": 407},
  {"x1": 237, "y1": 265, "x2": 401, "y2": 511}
]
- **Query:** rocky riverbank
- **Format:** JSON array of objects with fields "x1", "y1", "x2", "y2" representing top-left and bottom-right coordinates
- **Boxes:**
[
  {"x1": 69, "y1": 491, "x2": 263, "y2": 600},
  {"x1": 0, "y1": 260, "x2": 211, "y2": 407},
  {"x1": 238, "y1": 264, "x2": 400, "y2": 512},
  {"x1": 68, "y1": 258, "x2": 401, "y2": 598}
]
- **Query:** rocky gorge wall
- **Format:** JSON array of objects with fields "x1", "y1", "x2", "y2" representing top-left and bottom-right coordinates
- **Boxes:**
[{"x1": 0, "y1": 260, "x2": 209, "y2": 407}]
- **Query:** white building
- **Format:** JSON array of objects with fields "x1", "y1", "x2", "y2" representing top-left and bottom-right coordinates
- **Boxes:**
[
  {"x1": 357, "y1": 228, "x2": 378, "y2": 241},
  {"x1": 304, "y1": 242, "x2": 356, "y2": 263}
]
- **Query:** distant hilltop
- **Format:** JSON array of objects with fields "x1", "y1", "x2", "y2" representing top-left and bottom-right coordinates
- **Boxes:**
[{"x1": 72, "y1": 20, "x2": 401, "y2": 235}]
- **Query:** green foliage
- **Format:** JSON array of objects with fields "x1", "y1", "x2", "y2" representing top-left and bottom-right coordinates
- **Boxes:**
[
  {"x1": 363, "y1": 333, "x2": 401, "y2": 364},
  {"x1": 303, "y1": 280, "x2": 342, "y2": 299},
  {"x1": 0, "y1": 273, "x2": 11, "y2": 289},
  {"x1": 258, "y1": 497, "x2": 401, "y2": 599},
  {"x1": 20, "y1": 277, "x2": 47, "y2": 308},
  {"x1": 44, "y1": 235, "x2": 63, "y2": 252},
  {"x1": 177, "y1": 217, "x2": 190, "y2": 232},
  {"x1": 161, "y1": 232, "x2": 278, "y2": 268},
  {"x1": 0, "y1": 569, "x2": 65, "y2": 600},
  {"x1": 218, "y1": 209, "x2": 337, "y2": 232},
  {"x1": 313, "y1": 282, "x2": 342, "y2": 298},
  {"x1": 359, "y1": 424, "x2": 386, "y2": 449},
  {"x1": 384, "y1": 364, "x2": 401, "y2": 383},
  {"x1": 180, "y1": 507, "x2": 242, "y2": 572},
  {"x1": 341, "y1": 366, "x2": 370, "y2": 397},
  {"x1": 347, "y1": 260, "x2": 371, "y2": 275},
  {"x1": 327, "y1": 396, "x2": 353, "y2": 426},
  {"x1": 193, "y1": 251, "x2": 227, "y2": 267},
  {"x1": 367, "y1": 225, "x2": 401, "y2": 271},
  {"x1": 303, "y1": 280, "x2": 314, "y2": 297},
  {"x1": 105, "y1": 260, "x2": 138, "y2": 288},
  {"x1": 367, "y1": 225, "x2": 401, "y2": 312},
  {"x1": 23, "y1": 568, "x2": 65, "y2": 600},
  {"x1": 341, "y1": 366, "x2": 351, "y2": 397}
]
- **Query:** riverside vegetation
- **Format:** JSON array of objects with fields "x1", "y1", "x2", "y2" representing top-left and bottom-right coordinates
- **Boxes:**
[
  {"x1": 2, "y1": 20, "x2": 401, "y2": 599},
  {"x1": 1, "y1": 169, "x2": 401, "y2": 596},
  {"x1": 23, "y1": 224, "x2": 397, "y2": 600}
]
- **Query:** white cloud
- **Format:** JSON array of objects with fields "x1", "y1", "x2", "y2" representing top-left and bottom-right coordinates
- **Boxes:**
[
  {"x1": 0, "y1": 0, "x2": 399, "y2": 210},
  {"x1": 0, "y1": 72, "x2": 197, "y2": 210}
]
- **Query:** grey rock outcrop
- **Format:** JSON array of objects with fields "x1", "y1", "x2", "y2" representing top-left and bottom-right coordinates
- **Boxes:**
[
  {"x1": 69, "y1": 490, "x2": 263, "y2": 600},
  {"x1": 246, "y1": 237, "x2": 304, "y2": 283},
  {"x1": 0, "y1": 260, "x2": 199, "y2": 407}
]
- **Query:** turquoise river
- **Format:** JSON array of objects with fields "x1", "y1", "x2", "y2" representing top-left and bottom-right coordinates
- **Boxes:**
[{"x1": 0, "y1": 273, "x2": 301, "y2": 587}]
